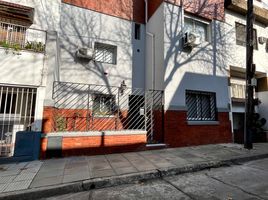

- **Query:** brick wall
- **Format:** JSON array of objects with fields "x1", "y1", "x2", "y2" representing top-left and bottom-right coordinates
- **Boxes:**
[
  {"x1": 164, "y1": 111, "x2": 232, "y2": 147},
  {"x1": 42, "y1": 107, "x2": 129, "y2": 133},
  {"x1": 148, "y1": 0, "x2": 224, "y2": 21},
  {"x1": 40, "y1": 133, "x2": 146, "y2": 159},
  {"x1": 62, "y1": 0, "x2": 145, "y2": 23}
]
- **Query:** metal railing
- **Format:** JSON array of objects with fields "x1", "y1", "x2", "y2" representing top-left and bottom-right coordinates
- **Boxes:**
[
  {"x1": 231, "y1": 83, "x2": 246, "y2": 99},
  {"x1": 51, "y1": 81, "x2": 164, "y2": 142},
  {"x1": 0, "y1": 21, "x2": 46, "y2": 52},
  {"x1": 0, "y1": 85, "x2": 37, "y2": 157}
]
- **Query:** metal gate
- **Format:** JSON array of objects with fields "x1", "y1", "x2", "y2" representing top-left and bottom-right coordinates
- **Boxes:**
[
  {"x1": 52, "y1": 81, "x2": 164, "y2": 143},
  {"x1": 0, "y1": 85, "x2": 37, "y2": 157}
]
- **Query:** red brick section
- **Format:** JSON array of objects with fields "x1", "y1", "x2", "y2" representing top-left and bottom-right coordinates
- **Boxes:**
[
  {"x1": 40, "y1": 134, "x2": 146, "y2": 159},
  {"x1": 164, "y1": 111, "x2": 232, "y2": 147},
  {"x1": 61, "y1": 134, "x2": 146, "y2": 157},
  {"x1": 42, "y1": 107, "x2": 129, "y2": 133},
  {"x1": 148, "y1": 0, "x2": 224, "y2": 21},
  {"x1": 62, "y1": 0, "x2": 145, "y2": 24}
]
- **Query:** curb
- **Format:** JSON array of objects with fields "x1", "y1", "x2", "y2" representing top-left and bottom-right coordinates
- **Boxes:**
[{"x1": 0, "y1": 153, "x2": 268, "y2": 200}]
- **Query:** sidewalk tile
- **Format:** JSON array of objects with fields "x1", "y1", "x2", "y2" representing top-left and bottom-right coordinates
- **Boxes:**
[
  {"x1": 4, "y1": 180, "x2": 31, "y2": 192},
  {"x1": 30, "y1": 176, "x2": 63, "y2": 188},
  {"x1": 13, "y1": 172, "x2": 36, "y2": 182}
]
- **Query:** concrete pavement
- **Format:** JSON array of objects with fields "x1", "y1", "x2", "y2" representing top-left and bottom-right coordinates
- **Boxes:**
[
  {"x1": 46, "y1": 158, "x2": 268, "y2": 200},
  {"x1": 0, "y1": 143, "x2": 268, "y2": 199}
]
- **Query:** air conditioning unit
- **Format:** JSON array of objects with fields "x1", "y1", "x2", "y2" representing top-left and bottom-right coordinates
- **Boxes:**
[
  {"x1": 76, "y1": 47, "x2": 94, "y2": 60},
  {"x1": 183, "y1": 32, "x2": 201, "y2": 48},
  {"x1": 258, "y1": 37, "x2": 267, "y2": 44}
]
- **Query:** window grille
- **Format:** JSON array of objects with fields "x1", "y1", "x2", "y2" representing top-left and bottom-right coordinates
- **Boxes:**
[
  {"x1": 186, "y1": 90, "x2": 217, "y2": 121},
  {"x1": 93, "y1": 94, "x2": 116, "y2": 116},
  {"x1": 94, "y1": 42, "x2": 117, "y2": 64},
  {"x1": 0, "y1": 22, "x2": 26, "y2": 47}
]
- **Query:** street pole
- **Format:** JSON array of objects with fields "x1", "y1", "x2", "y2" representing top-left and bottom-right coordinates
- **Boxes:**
[{"x1": 245, "y1": 0, "x2": 254, "y2": 149}]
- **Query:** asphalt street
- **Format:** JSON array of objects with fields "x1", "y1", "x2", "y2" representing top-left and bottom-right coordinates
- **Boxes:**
[{"x1": 42, "y1": 158, "x2": 268, "y2": 200}]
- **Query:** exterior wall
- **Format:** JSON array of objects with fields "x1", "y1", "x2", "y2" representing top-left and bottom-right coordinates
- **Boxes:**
[
  {"x1": 43, "y1": 3, "x2": 146, "y2": 104},
  {"x1": 164, "y1": 111, "x2": 232, "y2": 147},
  {"x1": 62, "y1": 0, "x2": 145, "y2": 24},
  {"x1": 42, "y1": 107, "x2": 129, "y2": 134},
  {"x1": 148, "y1": 1, "x2": 225, "y2": 21},
  {"x1": 163, "y1": 3, "x2": 230, "y2": 111},
  {"x1": 0, "y1": 50, "x2": 45, "y2": 86},
  {"x1": 40, "y1": 132, "x2": 147, "y2": 158},
  {"x1": 225, "y1": 10, "x2": 268, "y2": 74},
  {"x1": 225, "y1": 8, "x2": 268, "y2": 132},
  {"x1": 257, "y1": 92, "x2": 268, "y2": 130},
  {"x1": 146, "y1": 2, "x2": 165, "y2": 90},
  {"x1": 144, "y1": 2, "x2": 232, "y2": 147},
  {"x1": 0, "y1": 0, "x2": 61, "y2": 131}
]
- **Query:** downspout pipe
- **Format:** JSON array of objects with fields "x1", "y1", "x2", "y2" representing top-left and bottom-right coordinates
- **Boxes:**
[{"x1": 144, "y1": 0, "x2": 155, "y2": 90}]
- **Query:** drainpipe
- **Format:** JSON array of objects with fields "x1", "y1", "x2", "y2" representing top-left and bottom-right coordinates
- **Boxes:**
[{"x1": 144, "y1": 0, "x2": 155, "y2": 90}]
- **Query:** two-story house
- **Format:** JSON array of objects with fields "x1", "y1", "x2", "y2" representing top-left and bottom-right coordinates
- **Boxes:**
[
  {"x1": 225, "y1": 0, "x2": 268, "y2": 143},
  {"x1": 0, "y1": 0, "x2": 237, "y2": 158}
]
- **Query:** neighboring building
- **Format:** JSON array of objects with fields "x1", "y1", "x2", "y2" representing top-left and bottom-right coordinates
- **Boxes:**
[
  {"x1": 225, "y1": 0, "x2": 268, "y2": 143},
  {"x1": 5, "y1": 0, "x2": 265, "y2": 158}
]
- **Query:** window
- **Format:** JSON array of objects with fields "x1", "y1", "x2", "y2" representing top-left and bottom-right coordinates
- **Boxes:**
[
  {"x1": 93, "y1": 94, "x2": 115, "y2": 116},
  {"x1": 135, "y1": 23, "x2": 141, "y2": 40},
  {"x1": 94, "y1": 42, "x2": 117, "y2": 64},
  {"x1": 235, "y1": 22, "x2": 258, "y2": 50},
  {"x1": 184, "y1": 17, "x2": 209, "y2": 42},
  {"x1": 186, "y1": 90, "x2": 217, "y2": 121},
  {"x1": 0, "y1": 93, "x2": 17, "y2": 114},
  {"x1": 0, "y1": 22, "x2": 26, "y2": 47}
]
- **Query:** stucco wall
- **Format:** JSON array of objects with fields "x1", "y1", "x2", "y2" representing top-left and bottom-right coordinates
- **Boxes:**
[
  {"x1": 58, "y1": 3, "x2": 134, "y2": 88},
  {"x1": 146, "y1": 2, "x2": 165, "y2": 91},
  {"x1": 225, "y1": 10, "x2": 268, "y2": 74},
  {"x1": 163, "y1": 3, "x2": 229, "y2": 111}
]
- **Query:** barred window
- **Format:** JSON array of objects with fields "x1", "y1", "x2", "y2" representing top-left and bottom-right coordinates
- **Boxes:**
[
  {"x1": 0, "y1": 22, "x2": 26, "y2": 47},
  {"x1": 94, "y1": 42, "x2": 117, "y2": 64},
  {"x1": 186, "y1": 90, "x2": 217, "y2": 121},
  {"x1": 93, "y1": 94, "x2": 115, "y2": 116},
  {"x1": 235, "y1": 22, "x2": 258, "y2": 50}
]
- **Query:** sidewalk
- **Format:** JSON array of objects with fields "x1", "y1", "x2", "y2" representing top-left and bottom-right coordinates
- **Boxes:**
[{"x1": 0, "y1": 143, "x2": 268, "y2": 200}]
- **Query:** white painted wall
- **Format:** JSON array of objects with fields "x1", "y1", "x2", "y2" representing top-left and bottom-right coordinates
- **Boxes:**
[
  {"x1": 257, "y1": 92, "x2": 268, "y2": 130},
  {"x1": 132, "y1": 23, "x2": 146, "y2": 89},
  {"x1": 225, "y1": 10, "x2": 268, "y2": 74},
  {"x1": 146, "y1": 3, "x2": 165, "y2": 91},
  {"x1": 163, "y1": 3, "x2": 230, "y2": 111},
  {"x1": 58, "y1": 4, "x2": 134, "y2": 88},
  {"x1": 0, "y1": 49, "x2": 45, "y2": 86}
]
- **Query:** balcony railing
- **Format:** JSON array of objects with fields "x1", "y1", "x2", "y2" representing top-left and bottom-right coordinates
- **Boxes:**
[
  {"x1": 0, "y1": 22, "x2": 46, "y2": 53},
  {"x1": 231, "y1": 83, "x2": 246, "y2": 99}
]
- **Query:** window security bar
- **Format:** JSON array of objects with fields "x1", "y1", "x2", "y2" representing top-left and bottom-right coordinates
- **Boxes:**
[{"x1": 0, "y1": 21, "x2": 46, "y2": 52}]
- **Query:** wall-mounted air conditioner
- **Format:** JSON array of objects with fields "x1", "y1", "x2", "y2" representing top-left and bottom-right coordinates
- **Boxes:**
[
  {"x1": 76, "y1": 47, "x2": 94, "y2": 60},
  {"x1": 258, "y1": 36, "x2": 267, "y2": 44},
  {"x1": 183, "y1": 32, "x2": 201, "y2": 48}
]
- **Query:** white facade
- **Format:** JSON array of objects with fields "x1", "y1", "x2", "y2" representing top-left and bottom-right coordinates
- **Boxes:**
[
  {"x1": 145, "y1": 2, "x2": 230, "y2": 112},
  {"x1": 0, "y1": 0, "x2": 146, "y2": 132},
  {"x1": 225, "y1": 6, "x2": 268, "y2": 131}
]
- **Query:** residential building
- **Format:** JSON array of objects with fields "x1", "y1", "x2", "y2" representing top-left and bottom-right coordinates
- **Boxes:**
[
  {"x1": 4, "y1": 0, "x2": 266, "y2": 158},
  {"x1": 225, "y1": 0, "x2": 268, "y2": 143}
]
